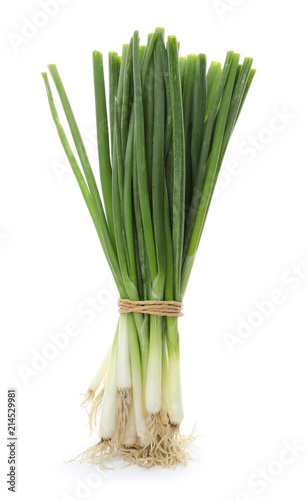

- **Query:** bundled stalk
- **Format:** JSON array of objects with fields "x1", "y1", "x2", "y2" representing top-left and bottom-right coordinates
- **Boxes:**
[{"x1": 42, "y1": 28, "x2": 255, "y2": 468}]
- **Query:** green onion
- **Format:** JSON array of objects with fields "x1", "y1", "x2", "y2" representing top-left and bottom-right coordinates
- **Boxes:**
[
  {"x1": 42, "y1": 28, "x2": 255, "y2": 468},
  {"x1": 92, "y1": 51, "x2": 114, "y2": 243}
]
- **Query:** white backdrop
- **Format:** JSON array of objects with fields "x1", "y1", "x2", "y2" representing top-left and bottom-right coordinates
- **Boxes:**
[{"x1": 1, "y1": 1, "x2": 307, "y2": 499}]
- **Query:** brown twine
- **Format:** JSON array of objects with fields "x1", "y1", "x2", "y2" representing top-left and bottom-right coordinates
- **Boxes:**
[{"x1": 118, "y1": 298, "x2": 184, "y2": 317}]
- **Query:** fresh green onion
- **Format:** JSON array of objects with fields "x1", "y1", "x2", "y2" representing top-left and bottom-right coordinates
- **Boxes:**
[{"x1": 42, "y1": 28, "x2": 255, "y2": 468}]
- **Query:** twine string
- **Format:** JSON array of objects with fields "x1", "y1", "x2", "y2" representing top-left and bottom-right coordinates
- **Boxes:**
[{"x1": 118, "y1": 298, "x2": 184, "y2": 317}]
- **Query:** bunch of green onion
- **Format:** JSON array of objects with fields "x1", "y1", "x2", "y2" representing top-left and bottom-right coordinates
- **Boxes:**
[{"x1": 42, "y1": 28, "x2": 255, "y2": 468}]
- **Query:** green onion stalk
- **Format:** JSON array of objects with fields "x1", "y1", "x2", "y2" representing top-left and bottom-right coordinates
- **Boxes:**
[{"x1": 42, "y1": 28, "x2": 255, "y2": 468}]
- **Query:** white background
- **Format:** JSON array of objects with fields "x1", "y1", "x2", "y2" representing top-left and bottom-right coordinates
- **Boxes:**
[{"x1": 1, "y1": 0, "x2": 307, "y2": 499}]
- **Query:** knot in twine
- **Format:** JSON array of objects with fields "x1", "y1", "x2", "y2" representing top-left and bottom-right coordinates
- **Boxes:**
[{"x1": 118, "y1": 298, "x2": 184, "y2": 317}]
